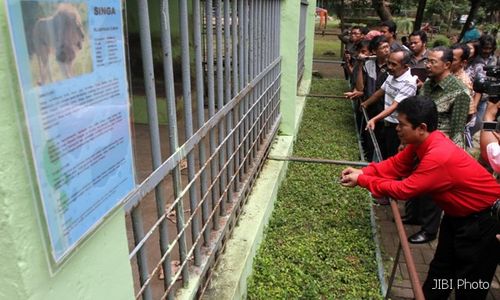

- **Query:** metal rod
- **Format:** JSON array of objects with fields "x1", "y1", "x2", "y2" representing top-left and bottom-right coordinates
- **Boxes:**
[
  {"x1": 361, "y1": 107, "x2": 383, "y2": 162},
  {"x1": 131, "y1": 208, "x2": 152, "y2": 300},
  {"x1": 156, "y1": 0, "x2": 184, "y2": 295},
  {"x1": 193, "y1": 0, "x2": 210, "y2": 246},
  {"x1": 312, "y1": 59, "x2": 344, "y2": 64},
  {"x1": 268, "y1": 156, "x2": 370, "y2": 167},
  {"x1": 358, "y1": 92, "x2": 424, "y2": 299},
  {"x1": 136, "y1": 0, "x2": 160, "y2": 298},
  {"x1": 159, "y1": 0, "x2": 189, "y2": 289},
  {"x1": 386, "y1": 243, "x2": 402, "y2": 299},
  {"x1": 237, "y1": 0, "x2": 245, "y2": 184},
  {"x1": 179, "y1": 0, "x2": 201, "y2": 267},
  {"x1": 224, "y1": 0, "x2": 235, "y2": 201},
  {"x1": 205, "y1": 0, "x2": 220, "y2": 230},
  {"x1": 304, "y1": 94, "x2": 349, "y2": 99},
  {"x1": 390, "y1": 200, "x2": 425, "y2": 300},
  {"x1": 232, "y1": 0, "x2": 241, "y2": 188},
  {"x1": 215, "y1": 0, "x2": 227, "y2": 215}
]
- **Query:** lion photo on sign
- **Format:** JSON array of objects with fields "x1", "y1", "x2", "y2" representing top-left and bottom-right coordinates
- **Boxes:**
[{"x1": 22, "y1": 2, "x2": 92, "y2": 85}]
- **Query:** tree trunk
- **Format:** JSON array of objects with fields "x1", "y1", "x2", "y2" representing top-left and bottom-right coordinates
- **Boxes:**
[
  {"x1": 372, "y1": 0, "x2": 392, "y2": 21},
  {"x1": 413, "y1": 0, "x2": 427, "y2": 32},
  {"x1": 458, "y1": 0, "x2": 481, "y2": 42}
]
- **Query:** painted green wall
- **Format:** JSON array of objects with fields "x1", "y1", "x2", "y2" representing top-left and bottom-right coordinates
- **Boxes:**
[
  {"x1": 303, "y1": 0, "x2": 317, "y2": 84},
  {"x1": 0, "y1": 4, "x2": 135, "y2": 300},
  {"x1": 278, "y1": 0, "x2": 300, "y2": 136}
]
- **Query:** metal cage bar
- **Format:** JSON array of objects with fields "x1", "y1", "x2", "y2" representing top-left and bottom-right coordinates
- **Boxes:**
[{"x1": 127, "y1": 0, "x2": 283, "y2": 297}]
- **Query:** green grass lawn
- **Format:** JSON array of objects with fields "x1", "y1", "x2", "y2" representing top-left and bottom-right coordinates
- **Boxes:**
[
  {"x1": 246, "y1": 79, "x2": 382, "y2": 299},
  {"x1": 313, "y1": 37, "x2": 342, "y2": 60}
]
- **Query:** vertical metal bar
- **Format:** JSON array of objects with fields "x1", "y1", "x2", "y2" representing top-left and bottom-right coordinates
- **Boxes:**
[
  {"x1": 136, "y1": 1, "x2": 161, "y2": 298},
  {"x1": 178, "y1": 0, "x2": 202, "y2": 266},
  {"x1": 264, "y1": 1, "x2": 269, "y2": 134},
  {"x1": 206, "y1": 0, "x2": 220, "y2": 229},
  {"x1": 131, "y1": 209, "x2": 152, "y2": 300},
  {"x1": 193, "y1": 0, "x2": 210, "y2": 246},
  {"x1": 249, "y1": 0, "x2": 255, "y2": 162},
  {"x1": 243, "y1": 0, "x2": 250, "y2": 174},
  {"x1": 215, "y1": 0, "x2": 227, "y2": 214},
  {"x1": 160, "y1": 0, "x2": 189, "y2": 288},
  {"x1": 237, "y1": 0, "x2": 244, "y2": 183},
  {"x1": 224, "y1": 0, "x2": 234, "y2": 201},
  {"x1": 232, "y1": 0, "x2": 240, "y2": 189}
]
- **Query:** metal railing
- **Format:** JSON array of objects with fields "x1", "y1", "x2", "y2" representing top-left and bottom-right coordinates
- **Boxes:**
[
  {"x1": 297, "y1": 0, "x2": 308, "y2": 83},
  {"x1": 124, "y1": 0, "x2": 281, "y2": 299},
  {"x1": 358, "y1": 105, "x2": 425, "y2": 300}
]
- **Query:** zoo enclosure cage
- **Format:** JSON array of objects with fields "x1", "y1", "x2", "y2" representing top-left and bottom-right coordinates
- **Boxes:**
[{"x1": 122, "y1": 0, "x2": 282, "y2": 299}]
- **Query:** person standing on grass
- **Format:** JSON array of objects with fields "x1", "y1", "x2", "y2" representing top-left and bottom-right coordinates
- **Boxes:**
[{"x1": 340, "y1": 96, "x2": 500, "y2": 300}]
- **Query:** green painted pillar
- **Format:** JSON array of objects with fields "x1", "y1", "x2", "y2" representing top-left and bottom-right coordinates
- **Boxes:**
[
  {"x1": 0, "y1": 4, "x2": 135, "y2": 300},
  {"x1": 303, "y1": 0, "x2": 317, "y2": 85},
  {"x1": 279, "y1": 0, "x2": 300, "y2": 136}
]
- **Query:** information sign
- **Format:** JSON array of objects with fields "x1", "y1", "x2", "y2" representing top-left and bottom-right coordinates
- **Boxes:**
[{"x1": 6, "y1": 0, "x2": 135, "y2": 262}]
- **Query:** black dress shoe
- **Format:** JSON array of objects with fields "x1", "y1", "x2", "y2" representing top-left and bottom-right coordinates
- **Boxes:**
[{"x1": 408, "y1": 230, "x2": 436, "y2": 244}]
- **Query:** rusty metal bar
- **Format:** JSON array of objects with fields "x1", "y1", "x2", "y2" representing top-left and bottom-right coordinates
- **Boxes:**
[{"x1": 358, "y1": 103, "x2": 424, "y2": 299}]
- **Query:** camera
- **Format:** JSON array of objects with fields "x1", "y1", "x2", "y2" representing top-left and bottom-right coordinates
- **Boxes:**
[
  {"x1": 482, "y1": 121, "x2": 500, "y2": 131},
  {"x1": 491, "y1": 199, "x2": 500, "y2": 221},
  {"x1": 473, "y1": 66, "x2": 500, "y2": 104}
]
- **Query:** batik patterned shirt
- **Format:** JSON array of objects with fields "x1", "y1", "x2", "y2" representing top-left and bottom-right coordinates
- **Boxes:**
[{"x1": 420, "y1": 74, "x2": 471, "y2": 148}]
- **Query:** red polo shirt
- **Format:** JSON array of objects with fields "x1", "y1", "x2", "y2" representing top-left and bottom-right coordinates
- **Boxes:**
[{"x1": 358, "y1": 131, "x2": 500, "y2": 217}]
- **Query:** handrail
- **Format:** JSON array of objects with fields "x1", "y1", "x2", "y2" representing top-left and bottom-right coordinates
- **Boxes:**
[{"x1": 359, "y1": 105, "x2": 425, "y2": 300}]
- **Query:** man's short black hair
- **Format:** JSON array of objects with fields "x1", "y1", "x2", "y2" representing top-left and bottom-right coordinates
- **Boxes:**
[
  {"x1": 450, "y1": 43, "x2": 470, "y2": 62},
  {"x1": 351, "y1": 25, "x2": 362, "y2": 32},
  {"x1": 356, "y1": 40, "x2": 371, "y2": 52},
  {"x1": 391, "y1": 50, "x2": 412, "y2": 66},
  {"x1": 409, "y1": 30, "x2": 428, "y2": 44},
  {"x1": 361, "y1": 26, "x2": 370, "y2": 35},
  {"x1": 430, "y1": 46, "x2": 453, "y2": 63},
  {"x1": 381, "y1": 20, "x2": 397, "y2": 33},
  {"x1": 396, "y1": 96, "x2": 438, "y2": 131},
  {"x1": 369, "y1": 35, "x2": 388, "y2": 52}
]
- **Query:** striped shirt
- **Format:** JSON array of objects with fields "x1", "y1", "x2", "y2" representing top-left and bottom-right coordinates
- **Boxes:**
[{"x1": 381, "y1": 69, "x2": 418, "y2": 123}]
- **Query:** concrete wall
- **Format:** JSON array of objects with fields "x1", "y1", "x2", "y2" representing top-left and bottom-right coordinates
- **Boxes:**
[{"x1": 0, "y1": 4, "x2": 135, "y2": 300}]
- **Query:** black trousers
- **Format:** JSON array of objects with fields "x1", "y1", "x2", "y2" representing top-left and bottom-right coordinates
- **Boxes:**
[
  {"x1": 382, "y1": 122, "x2": 400, "y2": 159},
  {"x1": 405, "y1": 194, "x2": 442, "y2": 235},
  {"x1": 422, "y1": 211, "x2": 500, "y2": 300}
]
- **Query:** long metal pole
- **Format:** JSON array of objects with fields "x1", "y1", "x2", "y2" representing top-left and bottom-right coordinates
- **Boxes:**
[
  {"x1": 178, "y1": 0, "x2": 202, "y2": 266},
  {"x1": 359, "y1": 100, "x2": 424, "y2": 300},
  {"x1": 224, "y1": 0, "x2": 235, "y2": 201},
  {"x1": 160, "y1": 0, "x2": 189, "y2": 288},
  {"x1": 205, "y1": 0, "x2": 220, "y2": 230},
  {"x1": 215, "y1": 0, "x2": 227, "y2": 215},
  {"x1": 193, "y1": 0, "x2": 210, "y2": 246}
]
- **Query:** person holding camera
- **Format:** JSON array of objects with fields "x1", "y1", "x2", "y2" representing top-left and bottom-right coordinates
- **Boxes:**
[
  {"x1": 468, "y1": 34, "x2": 498, "y2": 137},
  {"x1": 340, "y1": 96, "x2": 500, "y2": 299},
  {"x1": 480, "y1": 101, "x2": 500, "y2": 173}
]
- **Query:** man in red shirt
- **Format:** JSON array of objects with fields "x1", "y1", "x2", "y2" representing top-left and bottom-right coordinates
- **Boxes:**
[{"x1": 341, "y1": 96, "x2": 500, "y2": 299}]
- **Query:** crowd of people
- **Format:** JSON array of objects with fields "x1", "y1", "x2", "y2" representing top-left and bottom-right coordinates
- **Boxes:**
[{"x1": 337, "y1": 20, "x2": 500, "y2": 299}]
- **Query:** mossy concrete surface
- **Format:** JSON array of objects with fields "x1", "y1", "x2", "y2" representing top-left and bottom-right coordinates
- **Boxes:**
[{"x1": 201, "y1": 135, "x2": 294, "y2": 300}]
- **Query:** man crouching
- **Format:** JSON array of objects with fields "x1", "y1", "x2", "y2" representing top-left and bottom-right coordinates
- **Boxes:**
[{"x1": 340, "y1": 95, "x2": 500, "y2": 299}]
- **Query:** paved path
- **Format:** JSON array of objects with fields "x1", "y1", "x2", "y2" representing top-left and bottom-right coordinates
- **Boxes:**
[{"x1": 375, "y1": 202, "x2": 500, "y2": 299}]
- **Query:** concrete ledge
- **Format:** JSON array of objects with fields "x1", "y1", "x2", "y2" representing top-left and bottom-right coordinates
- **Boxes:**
[{"x1": 202, "y1": 135, "x2": 294, "y2": 299}]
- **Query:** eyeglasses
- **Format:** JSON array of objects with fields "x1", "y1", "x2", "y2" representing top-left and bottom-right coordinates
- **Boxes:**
[{"x1": 351, "y1": 31, "x2": 361, "y2": 35}]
